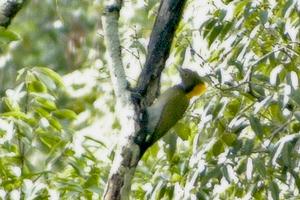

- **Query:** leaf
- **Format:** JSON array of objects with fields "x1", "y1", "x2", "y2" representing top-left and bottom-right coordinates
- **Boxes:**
[
  {"x1": 52, "y1": 109, "x2": 77, "y2": 120},
  {"x1": 16, "y1": 68, "x2": 28, "y2": 81},
  {"x1": 269, "y1": 103, "x2": 285, "y2": 123},
  {"x1": 174, "y1": 48, "x2": 186, "y2": 67},
  {"x1": 254, "y1": 158, "x2": 266, "y2": 177},
  {"x1": 201, "y1": 166, "x2": 222, "y2": 186},
  {"x1": 173, "y1": 122, "x2": 191, "y2": 141},
  {"x1": 35, "y1": 97, "x2": 57, "y2": 111},
  {"x1": 0, "y1": 27, "x2": 20, "y2": 43},
  {"x1": 48, "y1": 117, "x2": 62, "y2": 131},
  {"x1": 234, "y1": 0, "x2": 250, "y2": 17},
  {"x1": 282, "y1": 0, "x2": 294, "y2": 17},
  {"x1": 0, "y1": 111, "x2": 33, "y2": 124},
  {"x1": 225, "y1": 99, "x2": 241, "y2": 117},
  {"x1": 208, "y1": 24, "x2": 223, "y2": 47},
  {"x1": 84, "y1": 136, "x2": 107, "y2": 148},
  {"x1": 212, "y1": 139, "x2": 225, "y2": 157},
  {"x1": 222, "y1": 133, "x2": 237, "y2": 146},
  {"x1": 219, "y1": 21, "x2": 233, "y2": 40},
  {"x1": 236, "y1": 158, "x2": 247, "y2": 175},
  {"x1": 221, "y1": 165, "x2": 231, "y2": 183},
  {"x1": 269, "y1": 181, "x2": 279, "y2": 200},
  {"x1": 163, "y1": 132, "x2": 177, "y2": 161},
  {"x1": 294, "y1": 111, "x2": 300, "y2": 122},
  {"x1": 282, "y1": 142, "x2": 291, "y2": 167},
  {"x1": 15, "y1": 120, "x2": 33, "y2": 139},
  {"x1": 2, "y1": 97, "x2": 18, "y2": 111},
  {"x1": 30, "y1": 92, "x2": 56, "y2": 101},
  {"x1": 28, "y1": 80, "x2": 47, "y2": 93},
  {"x1": 249, "y1": 115, "x2": 264, "y2": 139},
  {"x1": 201, "y1": 18, "x2": 217, "y2": 38},
  {"x1": 33, "y1": 67, "x2": 64, "y2": 88},
  {"x1": 33, "y1": 72, "x2": 57, "y2": 91},
  {"x1": 34, "y1": 107, "x2": 50, "y2": 118},
  {"x1": 259, "y1": 10, "x2": 268, "y2": 25},
  {"x1": 290, "y1": 89, "x2": 300, "y2": 106},
  {"x1": 212, "y1": 101, "x2": 226, "y2": 119},
  {"x1": 241, "y1": 139, "x2": 254, "y2": 155}
]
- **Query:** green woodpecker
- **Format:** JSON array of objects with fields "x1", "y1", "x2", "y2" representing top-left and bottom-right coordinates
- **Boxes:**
[{"x1": 144, "y1": 68, "x2": 207, "y2": 146}]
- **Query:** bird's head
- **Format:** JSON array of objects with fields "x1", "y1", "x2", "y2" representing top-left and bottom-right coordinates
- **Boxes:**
[{"x1": 179, "y1": 68, "x2": 207, "y2": 99}]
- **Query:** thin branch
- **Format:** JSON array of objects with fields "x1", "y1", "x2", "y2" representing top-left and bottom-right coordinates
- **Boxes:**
[{"x1": 102, "y1": 1, "x2": 129, "y2": 103}]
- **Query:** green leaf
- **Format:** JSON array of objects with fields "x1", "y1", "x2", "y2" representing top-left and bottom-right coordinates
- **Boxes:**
[
  {"x1": 254, "y1": 158, "x2": 266, "y2": 177},
  {"x1": 294, "y1": 111, "x2": 300, "y2": 122},
  {"x1": 15, "y1": 120, "x2": 33, "y2": 139},
  {"x1": 282, "y1": 0, "x2": 294, "y2": 17},
  {"x1": 213, "y1": 101, "x2": 226, "y2": 119},
  {"x1": 48, "y1": 117, "x2": 62, "y2": 131},
  {"x1": 234, "y1": 0, "x2": 250, "y2": 17},
  {"x1": 236, "y1": 158, "x2": 247, "y2": 175},
  {"x1": 221, "y1": 165, "x2": 231, "y2": 183},
  {"x1": 241, "y1": 139, "x2": 254, "y2": 155},
  {"x1": 35, "y1": 97, "x2": 57, "y2": 111},
  {"x1": 249, "y1": 115, "x2": 264, "y2": 139},
  {"x1": 84, "y1": 136, "x2": 107, "y2": 148},
  {"x1": 173, "y1": 122, "x2": 191, "y2": 141},
  {"x1": 282, "y1": 142, "x2": 291, "y2": 167},
  {"x1": 201, "y1": 18, "x2": 217, "y2": 38},
  {"x1": 222, "y1": 133, "x2": 237, "y2": 146},
  {"x1": 269, "y1": 103, "x2": 285, "y2": 123},
  {"x1": 2, "y1": 97, "x2": 19, "y2": 111},
  {"x1": 52, "y1": 109, "x2": 77, "y2": 120},
  {"x1": 0, "y1": 27, "x2": 20, "y2": 43},
  {"x1": 16, "y1": 68, "x2": 28, "y2": 81},
  {"x1": 1, "y1": 111, "x2": 33, "y2": 124},
  {"x1": 201, "y1": 166, "x2": 222, "y2": 186},
  {"x1": 259, "y1": 11, "x2": 268, "y2": 25},
  {"x1": 212, "y1": 139, "x2": 225, "y2": 157},
  {"x1": 269, "y1": 181, "x2": 279, "y2": 200},
  {"x1": 33, "y1": 67, "x2": 64, "y2": 88},
  {"x1": 208, "y1": 24, "x2": 223, "y2": 47},
  {"x1": 163, "y1": 132, "x2": 177, "y2": 162},
  {"x1": 220, "y1": 21, "x2": 233, "y2": 40},
  {"x1": 33, "y1": 72, "x2": 57, "y2": 91},
  {"x1": 225, "y1": 99, "x2": 241, "y2": 118},
  {"x1": 28, "y1": 80, "x2": 47, "y2": 93},
  {"x1": 290, "y1": 89, "x2": 300, "y2": 106}
]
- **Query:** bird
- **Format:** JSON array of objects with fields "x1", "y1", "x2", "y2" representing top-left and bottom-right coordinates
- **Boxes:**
[{"x1": 144, "y1": 68, "x2": 207, "y2": 147}]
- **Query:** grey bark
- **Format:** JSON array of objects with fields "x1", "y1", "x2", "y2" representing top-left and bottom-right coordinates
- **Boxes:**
[
  {"x1": 102, "y1": 0, "x2": 187, "y2": 199},
  {"x1": 0, "y1": 0, "x2": 26, "y2": 27}
]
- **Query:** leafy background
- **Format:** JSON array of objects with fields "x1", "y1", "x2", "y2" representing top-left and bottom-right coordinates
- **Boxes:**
[{"x1": 0, "y1": 0, "x2": 299, "y2": 199}]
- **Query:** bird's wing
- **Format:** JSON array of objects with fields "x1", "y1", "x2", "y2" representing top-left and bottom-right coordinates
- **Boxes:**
[{"x1": 146, "y1": 86, "x2": 189, "y2": 144}]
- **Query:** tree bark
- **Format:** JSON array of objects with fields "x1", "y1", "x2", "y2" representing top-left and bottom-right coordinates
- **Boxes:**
[
  {"x1": 102, "y1": 0, "x2": 187, "y2": 199},
  {"x1": 0, "y1": 0, "x2": 26, "y2": 27}
]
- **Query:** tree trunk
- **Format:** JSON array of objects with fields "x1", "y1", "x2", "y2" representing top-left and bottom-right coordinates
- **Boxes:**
[{"x1": 102, "y1": 1, "x2": 187, "y2": 199}]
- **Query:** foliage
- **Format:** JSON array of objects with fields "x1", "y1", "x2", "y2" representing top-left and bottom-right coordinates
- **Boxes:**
[
  {"x1": 133, "y1": 0, "x2": 300, "y2": 199},
  {"x1": 0, "y1": 0, "x2": 300, "y2": 199}
]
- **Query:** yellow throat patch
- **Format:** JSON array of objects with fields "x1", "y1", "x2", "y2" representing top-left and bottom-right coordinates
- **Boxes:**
[{"x1": 186, "y1": 83, "x2": 207, "y2": 99}]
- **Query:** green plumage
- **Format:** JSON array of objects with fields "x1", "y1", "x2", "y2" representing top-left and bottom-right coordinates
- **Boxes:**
[
  {"x1": 146, "y1": 86, "x2": 189, "y2": 144},
  {"x1": 144, "y1": 68, "x2": 204, "y2": 146}
]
